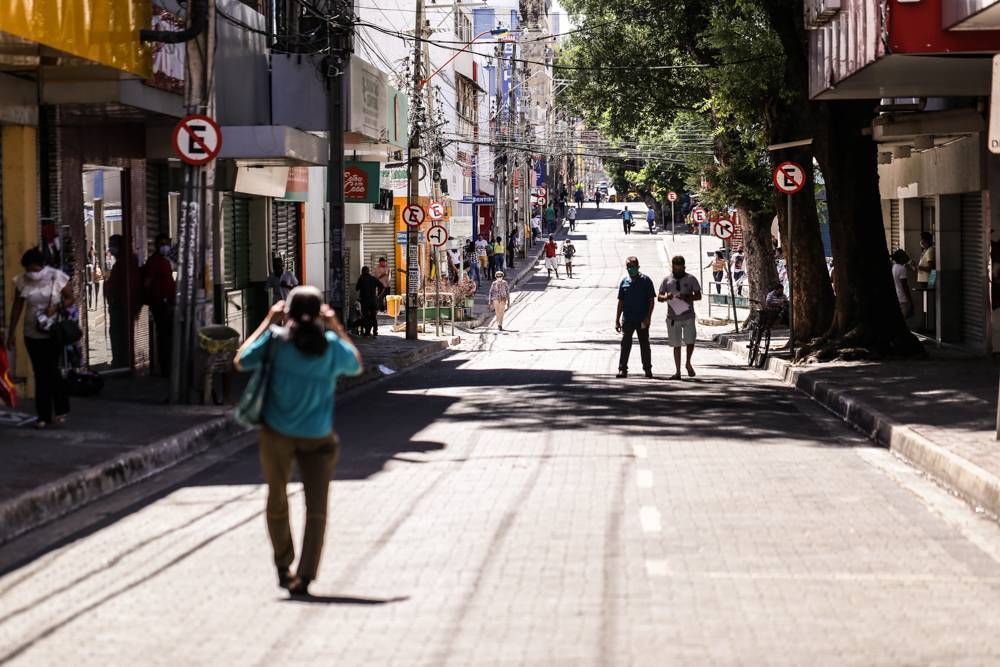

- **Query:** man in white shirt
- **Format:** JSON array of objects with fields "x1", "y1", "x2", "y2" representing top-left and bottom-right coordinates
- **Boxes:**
[
  {"x1": 658, "y1": 255, "x2": 703, "y2": 380},
  {"x1": 566, "y1": 205, "x2": 577, "y2": 231}
]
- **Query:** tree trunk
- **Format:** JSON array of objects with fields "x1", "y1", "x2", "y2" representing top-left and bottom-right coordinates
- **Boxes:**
[
  {"x1": 738, "y1": 207, "x2": 778, "y2": 307},
  {"x1": 811, "y1": 100, "x2": 923, "y2": 358},
  {"x1": 771, "y1": 146, "x2": 834, "y2": 343}
]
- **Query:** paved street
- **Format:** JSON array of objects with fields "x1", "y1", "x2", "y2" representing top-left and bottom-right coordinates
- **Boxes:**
[{"x1": 2, "y1": 205, "x2": 1000, "y2": 666}]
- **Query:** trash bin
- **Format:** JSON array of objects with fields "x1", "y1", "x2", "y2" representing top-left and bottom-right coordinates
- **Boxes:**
[
  {"x1": 386, "y1": 294, "x2": 403, "y2": 318},
  {"x1": 197, "y1": 326, "x2": 240, "y2": 405}
]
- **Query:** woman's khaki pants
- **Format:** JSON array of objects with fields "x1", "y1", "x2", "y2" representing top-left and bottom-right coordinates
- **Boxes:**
[
  {"x1": 493, "y1": 300, "x2": 508, "y2": 328},
  {"x1": 259, "y1": 426, "x2": 340, "y2": 580}
]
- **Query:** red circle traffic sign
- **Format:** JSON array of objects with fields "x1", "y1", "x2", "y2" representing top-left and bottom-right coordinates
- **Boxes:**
[
  {"x1": 714, "y1": 218, "x2": 735, "y2": 240},
  {"x1": 428, "y1": 202, "x2": 446, "y2": 221},
  {"x1": 403, "y1": 204, "x2": 426, "y2": 227},
  {"x1": 428, "y1": 224, "x2": 449, "y2": 247},
  {"x1": 172, "y1": 114, "x2": 222, "y2": 166},
  {"x1": 667, "y1": 191, "x2": 678, "y2": 203},
  {"x1": 774, "y1": 161, "x2": 806, "y2": 195},
  {"x1": 692, "y1": 207, "x2": 707, "y2": 223}
]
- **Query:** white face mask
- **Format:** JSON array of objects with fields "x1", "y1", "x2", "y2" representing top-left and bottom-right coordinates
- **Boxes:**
[
  {"x1": 159, "y1": 245, "x2": 171, "y2": 256},
  {"x1": 26, "y1": 270, "x2": 44, "y2": 281}
]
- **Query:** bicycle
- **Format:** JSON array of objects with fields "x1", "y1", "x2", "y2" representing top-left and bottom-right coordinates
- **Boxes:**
[{"x1": 746, "y1": 299, "x2": 779, "y2": 368}]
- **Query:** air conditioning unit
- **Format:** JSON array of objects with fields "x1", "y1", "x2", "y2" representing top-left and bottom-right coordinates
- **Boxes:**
[{"x1": 805, "y1": 0, "x2": 842, "y2": 29}]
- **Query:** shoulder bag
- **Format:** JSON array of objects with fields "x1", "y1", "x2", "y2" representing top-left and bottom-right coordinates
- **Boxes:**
[
  {"x1": 47, "y1": 275, "x2": 83, "y2": 347},
  {"x1": 235, "y1": 335, "x2": 277, "y2": 427}
]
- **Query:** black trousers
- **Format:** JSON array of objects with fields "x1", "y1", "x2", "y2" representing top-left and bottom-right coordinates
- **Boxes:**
[
  {"x1": 623, "y1": 220, "x2": 631, "y2": 234},
  {"x1": 713, "y1": 271, "x2": 724, "y2": 293},
  {"x1": 361, "y1": 302, "x2": 378, "y2": 335},
  {"x1": 619, "y1": 321, "x2": 651, "y2": 372},
  {"x1": 25, "y1": 337, "x2": 70, "y2": 423},
  {"x1": 151, "y1": 301, "x2": 173, "y2": 377}
]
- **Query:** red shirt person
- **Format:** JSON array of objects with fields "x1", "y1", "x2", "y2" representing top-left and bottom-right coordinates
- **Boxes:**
[
  {"x1": 142, "y1": 233, "x2": 176, "y2": 375},
  {"x1": 543, "y1": 235, "x2": 560, "y2": 279}
]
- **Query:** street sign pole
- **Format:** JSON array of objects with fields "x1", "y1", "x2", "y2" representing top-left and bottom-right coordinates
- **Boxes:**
[
  {"x1": 788, "y1": 192, "x2": 795, "y2": 358},
  {"x1": 698, "y1": 220, "x2": 704, "y2": 290},
  {"x1": 671, "y1": 201, "x2": 675, "y2": 240}
]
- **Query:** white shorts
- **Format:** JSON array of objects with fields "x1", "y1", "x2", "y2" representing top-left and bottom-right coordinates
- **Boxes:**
[
  {"x1": 544, "y1": 256, "x2": 559, "y2": 270},
  {"x1": 665, "y1": 318, "x2": 697, "y2": 347}
]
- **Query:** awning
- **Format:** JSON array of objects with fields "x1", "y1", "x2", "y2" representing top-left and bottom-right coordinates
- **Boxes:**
[{"x1": 218, "y1": 125, "x2": 328, "y2": 166}]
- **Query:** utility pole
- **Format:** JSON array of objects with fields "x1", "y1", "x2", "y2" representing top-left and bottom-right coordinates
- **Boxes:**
[
  {"x1": 327, "y1": 0, "x2": 354, "y2": 320},
  {"x1": 406, "y1": 0, "x2": 426, "y2": 340},
  {"x1": 160, "y1": 0, "x2": 214, "y2": 404},
  {"x1": 507, "y1": 39, "x2": 517, "y2": 257}
]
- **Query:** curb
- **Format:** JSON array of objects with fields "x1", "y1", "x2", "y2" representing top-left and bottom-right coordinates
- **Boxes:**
[
  {"x1": 715, "y1": 332, "x2": 1000, "y2": 518},
  {"x1": 0, "y1": 336, "x2": 458, "y2": 546},
  {"x1": 0, "y1": 415, "x2": 248, "y2": 547}
]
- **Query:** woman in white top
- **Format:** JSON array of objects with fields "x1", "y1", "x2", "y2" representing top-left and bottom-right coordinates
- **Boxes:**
[{"x1": 2, "y1": 248, "x2": 75, "y2": 428}]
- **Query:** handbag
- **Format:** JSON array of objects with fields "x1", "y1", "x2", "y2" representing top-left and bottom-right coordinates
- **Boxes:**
[
  {"x1": 45, "y1": 275, "x2": 83, "y2": 347},
  {"x1": 235, "y1": 335, "x2": 276, "y2": 427}
]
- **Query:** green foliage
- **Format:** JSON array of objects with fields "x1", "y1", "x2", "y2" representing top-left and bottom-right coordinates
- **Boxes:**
[{"x1": 559, "y1": 0, "x2": 785, "y2": 216}]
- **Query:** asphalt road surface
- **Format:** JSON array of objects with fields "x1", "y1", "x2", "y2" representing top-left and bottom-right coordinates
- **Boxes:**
[{"x1": 2, "y1": 204, "x2": 999, "y2": 666}]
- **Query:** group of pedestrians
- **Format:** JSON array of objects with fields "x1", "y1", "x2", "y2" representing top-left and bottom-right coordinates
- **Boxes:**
[{"x1": 616, "y1": 255, "x2": 703, "y2": 380}]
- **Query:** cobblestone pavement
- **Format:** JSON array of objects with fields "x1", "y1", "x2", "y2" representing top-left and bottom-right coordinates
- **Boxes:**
[{"x1": 2, "y1": 206, "x2": 1000, "y2": 666}]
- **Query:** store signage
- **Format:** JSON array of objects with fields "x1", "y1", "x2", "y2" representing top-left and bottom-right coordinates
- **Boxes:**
[
  {"x1": 460, "y1": 195, "x2": 496, "y2": 204},
  {"x1": 344, "y1": 161, "x2": 380, "y2": 204}
]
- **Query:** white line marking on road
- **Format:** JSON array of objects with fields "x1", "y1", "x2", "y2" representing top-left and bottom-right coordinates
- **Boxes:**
[
  {"x1": 639, "y1": 506, "x2": 662, "y2": 533},
  {"x1": 637, "y1": 469, "x2": 653, "y2": 488},
  {"x1": 646, "y1": 559, "x2": 670, "y2": 577},
  {"x1": 632, "y1": 444, "x2": 648, "y2": 459}
]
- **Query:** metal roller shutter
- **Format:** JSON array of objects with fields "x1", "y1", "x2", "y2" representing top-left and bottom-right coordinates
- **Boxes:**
[
  {"x1": 961, "y1": 192, "x2": 987, "y2": 348},
  {"x1": 223, "y1": 193, "x2": 252, "y2": 289},
  {"x1": 271, "y1": 200, "x2": 300, "y2": 278},
  {"x1": 889, "y1": 199, "x2": 900, "y2": 251},
  {"x1": 362, "y1": 223, "x2": 396, "y2": 290}
]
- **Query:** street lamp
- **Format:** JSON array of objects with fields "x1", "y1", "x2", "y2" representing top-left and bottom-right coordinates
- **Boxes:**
[{"x1": 419, "y1": 26, "x2": 511, "y2": 89}]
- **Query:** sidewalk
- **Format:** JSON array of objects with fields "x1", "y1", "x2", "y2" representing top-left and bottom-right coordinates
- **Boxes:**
[
  {"x1": 716, "y1": 330, "x2": 1000, "y2": 518},
  {"x1": 0, "y1": 329, "x2": 454, "y2": 545}
]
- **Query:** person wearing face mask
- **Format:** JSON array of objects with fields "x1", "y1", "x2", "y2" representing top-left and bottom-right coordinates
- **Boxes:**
[
  {"x1": 104, "y1": 234, "x2": 141, "y2": 368},
  {"x1": 371, "y1": 256, "x2": 391, "y2": 311},
  {"x1": 615, "y1": 256, "x2": 657, "y2": 378},
  {"x1": 658, "y1": 255, "x2": 703, "y2": 380},
  {"x1": 142, "y1": 233, "x2": 176, "y2": 376},
  {"x1": 2, "y1": 248, "x2": 75, "y2": 428}
]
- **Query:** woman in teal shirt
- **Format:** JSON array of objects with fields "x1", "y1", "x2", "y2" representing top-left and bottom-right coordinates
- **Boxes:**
[{"x1": 236, "y1": 286, "x2": 362, "y2": 596}]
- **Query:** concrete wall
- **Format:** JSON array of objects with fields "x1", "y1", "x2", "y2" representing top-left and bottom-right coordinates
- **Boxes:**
[{"x1": 879, "y1": 135, "x2": 984, "y2": 199}]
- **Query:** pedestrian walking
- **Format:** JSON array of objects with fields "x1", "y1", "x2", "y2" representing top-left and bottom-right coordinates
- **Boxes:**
[
  {"x1": 646, "y1": 205, "x2": 656, "y2": 233},
  {"x1": 622, "y1": 206, "x2": 633, "y2": 235},
  {"x1": 235, "y1": 287, "x2": 362, "y2": 597},
  {"x1": 476, "y1": 236, "x2": 489, "y2": 278},
  {"x1": 142, "y1": 233, "x2": 176, "y2": 377},
  {"x1": 355, "y1": 266, "x2": 381, "y2": 336},
  {"x1": 486, "y1": 236, "x2": 497, "y2": 277},
  {"x1": 493, "y1": 237, "x2": 506, "y2": 274},
  {"x1": 707, "y1": 251, "x2": 726, "y2": 294},
  {"x1": 544, "y1": 204, "x2": 556, "y2": 234},
  {"x1": 567, "y1": 205, "x2": 577, "y2": 231},
  {"x1": 574, "y1": 187, "x2": 585, "y2": 208},
  {"x1": 594, "y1": 188, "x2": 602, "y2": 209},
  {"x1": 531, "y1": 213, "x2": 542, "y2": 242},
  {"x1": 658, "y1": 255, "x2": 702, "y2": 380},
  {"x1": 464, "y1": 240, "x2": 480, "y2": 285},
  {"x1": 563, "y1": 239, "x2": 576, "y2": 279},
  {"x1": 732, "y1": 252, "x2": 746, "y2": 296},
  {"x1": 3, "y1": 248, "x2": 75, "y2": 428},
  {"x1": 489, "y1": 271, "x2": 510, "y2": 331},
  {"x1": 544, "y1": 235, "x2": 560, "y2": 279},
  {"x1": 615, "y1": 256, "x2": 656, "y2": 378}
]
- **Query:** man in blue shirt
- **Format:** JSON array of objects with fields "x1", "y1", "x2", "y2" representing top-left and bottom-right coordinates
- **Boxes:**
[
  {"x1": 622, "y1": 206, "x2": 633, "y2": 235},
  {"x1": 646, "y1": 205, "x2": 656, "y2": 233},
  {"x1": 615, "y1": 256, "x2": 656, "y2": 378}
]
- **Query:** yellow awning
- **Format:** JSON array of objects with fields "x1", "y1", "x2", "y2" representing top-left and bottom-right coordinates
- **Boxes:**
[{"x1": 0, "y1": 0, "x2": 151, "y2": 76}]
